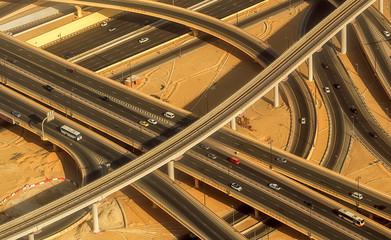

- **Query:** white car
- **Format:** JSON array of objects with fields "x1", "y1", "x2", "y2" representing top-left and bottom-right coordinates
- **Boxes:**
[
  {"x1": 108, "y1": 27, "x2": 116, "y2": 32},
  {"x1": 324, "y1": 87, "x2": 330, "y2": 93},
  {"x1": 383, "y1": 30, "x2": 390, "y2": 37},
  {"x1": 11, "y1": 111, "x2": 21, "y2": 118},
  {"x1": 230, "y1": 183, "x2": 242, "y2": 192},
  {"x1": 207, "y1": 153, "x2": 217, "y2": 160},
  {"x1": 351, "y1": 192, "x2": 363, "y2": 200},
  {"x1": 148, "y1": 119, "x2": 157, "y2": 125},
  {"x1": 300, "y1": 117, "x2": 306, "y2": 124},
  {"x1": 138, "y1": 37, "x2": 149, "y2": 43},
  {"x1": 100, "y1": 21, "x2": 107, "y2": 27},
  {"x1": 164, "y1": 111, "x2": 175, "y2": 119},
  {"x1": 269, "y1": 183, "x2": 281, "y2": 191},
  {"x1": 275, "y1": 157, "x2": 287, "y2": 163},
  {"x1": 200, "y1": 144, "x2": 210, "y2": 150}
]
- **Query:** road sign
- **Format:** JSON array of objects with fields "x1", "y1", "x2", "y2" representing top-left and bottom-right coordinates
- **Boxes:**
[{"x1": 47, "y1": 110, "x2": 55, "y2": 122}]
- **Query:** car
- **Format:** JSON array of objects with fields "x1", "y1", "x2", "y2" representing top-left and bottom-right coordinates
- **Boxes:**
[
  {"x1": 147, "y1": 119, "x2": 157, "y2": 125},
  {"x1": 164, "y1": 111, "x2": 175, "y2": 118},
  {"x1": 139, "y1": 120, "x2": 149, "y2": 127},
  {"x1": 230, "y1": 183, "x2": 242, "y2": 191},
  {"x1": 350, "y1": 107, "x2": 358, "y2": 114},
  {"x1": 351, "y1": 192, "x2": 363, "y2": 200},
  {"x1": 6, "y1": 32, "x2": 12, "y2": 36},
  {"x1": 383, "y1": 30, "x2": 390, "y2": 37},
  {"x1": 5, "y1": 57, "x2": 16, "y2": 64},
  {"x1": 321, "y1": 63, "x2": 329, "y2": 69},
  {"x1": 207, "y1": 153, "x2": 217, "y2": 159},
  {"x1": 324, "y1": 87, "x2": 330, "y2": 93},
  {"x1": 228, "y1": 157, "x2": 240, "y2": 165},
  {"x1": 303, "y1": 200, "x2": 314, "y2": 209},
  {"x1": 200, "y1": 144, "x2": 210, "y2": 150},
  {"x1": 11, "y1": 111, "x2": 21, "y2": 118},
  {"x1": 108, "y1": 27, "x2": 116, "y2": 32},
  {"x1": 43, "y1": 85, "x2": 54, "y2": 92},
  {"x1": 138, "y1": 37, "x2": 149, "y2": 43},
  {"x1": 100, "y1": 96, "x2": 110, "y2": 102},
  {"x1": 66, "y1": 68, "x2": 76, "y2": 73},
  {"x1": 334, "y1": 83, "x2": 341, "y2": 89},
  {"x1": 269, "y1": 183, "x2": 281, "y2": 191},
  {"x1": 275, "y1": 157, "x2": 287, "y2": 163},
  {"x1": 374, "y1": 205, "x2": 386, "y2": 210},
  {"x1": 369, "y1": 132, "x2": 378, "y2": 138},
  {"x1": 100, "y1": 21, "x2": 107, "y2": 27},
  {"x1": 300, "y1": 117, "x2": 306, "y2": 124}
]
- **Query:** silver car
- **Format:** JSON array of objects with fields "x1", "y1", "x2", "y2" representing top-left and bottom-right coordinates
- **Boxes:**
[
  {"x1": 138, "y1": 37, "x2": 149, "y2": 43},
  {"x1": 164, "y1": 111, "x2": 175, "y2": 119},
  {"x1": 275, "y1": 157, "x2": 287, "y2": 163},
  {"x1": 230, "y1": 183, "x2": 242, "y2": 191},
  {"x1": 351, "y1": 192, "x2": 363, "y2": 200},
  {"x1": 207, "y1": 153, "x2": 216, "y2": 159},
  {"x1": 269, "y1": 183, "x2": 281, "y2": 191},
  {"x1": 148, "y1": 119, "x2": 157, "y2": 125},
  {"x1": 11, "y1": 111, "x2": 21, "y2": 118}
]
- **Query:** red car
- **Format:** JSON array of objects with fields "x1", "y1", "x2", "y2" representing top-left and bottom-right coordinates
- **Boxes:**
[{"x1": 228, "y1": 157, "x2": 240, "y2": 165}]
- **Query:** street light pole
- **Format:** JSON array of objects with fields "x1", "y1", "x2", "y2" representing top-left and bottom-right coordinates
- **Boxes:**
[
  {"x1": 269, "y1": 139, "x2": 273, "y2": 169},
  {"x1": 386, "y1": 107, "x2": 389, "y2": 134},
  {"x1": 356, "y1": 176, "x2": 361, "y2": 211},
  {"x1": 351, "y1": 115, "x2": 355, "y2": 138},
  {"x1": 231, "y1": 205, "x2": 235, "y2": 226}
]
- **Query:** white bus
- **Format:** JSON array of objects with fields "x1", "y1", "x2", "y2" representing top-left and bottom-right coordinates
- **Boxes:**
[
  {"x1": 60, "y1": 125, "x2": 82, "y2": 141},
  {"x1": 337, "y1": 208, "x2": 365, "y2": 227}
]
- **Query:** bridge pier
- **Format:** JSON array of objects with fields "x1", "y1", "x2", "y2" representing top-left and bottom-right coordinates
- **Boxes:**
[
  {"x1": 341, "y1": 25, "x2": 347, "y2": 54},
  {"x1": 230, "y1": 118, "x2": 236, "y2": 131},
  {"x1": 308, "y1": 55, "x2": 313, "y2": 82},
  {"x1": 194, "y1": 178, "x2": 199, "y2": 188},
  {"x1": 168, "y1": 160, "x2": 175, "y2": 181},
  {"x1": 92, "y1": 202, "x2": 100, "y2": 234},
  {"x1": 28, "y1": 233, "x2": 34, "y2": 240},
  {"x1": 274, "y1": 83, "x2": 279, "y2": 107},
  {"x1": 75, "y1": 5, "x2": 83, "y2": 18},
  {"x1": 52, "y1": 143, "x2": 60, "y2": 152},
  {"x1": 254, "y1": 208, "x2": 259, "y2": 218}
]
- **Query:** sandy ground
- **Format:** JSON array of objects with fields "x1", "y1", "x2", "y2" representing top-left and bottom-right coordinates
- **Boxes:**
[{"x1": 1, "y1": 1, "x2": 390, "y2": 240}]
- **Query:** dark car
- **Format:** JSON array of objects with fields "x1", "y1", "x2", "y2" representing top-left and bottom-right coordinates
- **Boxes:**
[
  {"x1": 304, "y1": 200, "x2": 314, "y2": 209},
  {"x1": 369, "y1": 132, "x2": 378, "y2": 138},
  {"x1": 334, "y1": 83, "x2": 341, "y2": 89},
  {"x1": 66, "y1": 68, "x2": 76, "y2": 73},
  {"x1": 374, "y1": 205, "x2": 386, "y2": 210},
  {"x1": 321, "y1": 63, "x2": 329, "y2": 69},
  {"x1": 350, "y1": 107, "x2": 358, "y2": 114},
  {"x1": 64, "y1": 52, "x2": 74, "y2": 59},
  {"x1": 100, "y1": 96, "x2": 110, "y2": 102},
  {"x1": 43, "y1": 85, "x2": 54, "y2": 92}
]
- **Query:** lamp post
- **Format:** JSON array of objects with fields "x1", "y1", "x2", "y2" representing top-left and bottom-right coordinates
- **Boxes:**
[
  {"x1": 356, "y1": 176, "x2": 361, "y2": 211},
  {"x1": 355, "y1": 63, "x2": 359, "y2": 77},
  {"x1": 351, "y1": 115, "x2": 355, "y2": 138},
  {"x1": 231, "y1": 205, "x2": 235, "y2": 226},
  {"x1": 386, "y1": 107, "x2": 389, "y2": 134},
  {"x1": 269, "y1": 139, "x2": 273, "y2": 169}
]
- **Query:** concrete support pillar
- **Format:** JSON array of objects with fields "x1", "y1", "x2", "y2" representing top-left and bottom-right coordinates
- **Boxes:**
[
  {"x1": 308, "y1": 55, "x2": 313, "y2": 82},
  {"x1": 28, "y1": 234, "x2": 34, "y2": 240},
  {"x1": 230, "y1": 118, "x2": 236, "y2": 131},
  {"x1": 379, "y1": 0, "x2": 384, "y2": 14},
  {"x1": 52, "y1": 144, "x2": 59, "y2": 152},
  {"x1": 254, "y1": 209, "x2": 259, "y2": 218},
  {"x1": 168, "y1": 160, "x2": 175, "y2": 181},
  {"x1": 92, "y1": 203, "x2": 100, "y2": 234},
  {"x1": 75, "y1": 5, "x2": 83, "y2": 18},
  {"x1": 194, "y1": 178, "x2": 199, "y2": 188},
  {"x1": 274, "y1": 83, "x2": 279, "y2": 107},
  {"x1": 191, "y1": 28, "x2": 198, "y2": 37},
  {"x1": 341, "y1": 25, "x2": 347, "y2": 54}
]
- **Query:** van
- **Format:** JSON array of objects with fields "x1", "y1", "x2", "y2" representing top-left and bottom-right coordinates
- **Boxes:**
[
  {"x1": 228, "y1": 157, "x2": 240, "y2": 165},
  {"x1": 164, "y1": 111, "x2": 175, "y2": 119}
]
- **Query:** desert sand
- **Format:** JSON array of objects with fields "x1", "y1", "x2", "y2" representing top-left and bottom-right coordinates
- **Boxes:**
[{"x1": 1, "y1": 1, "x2": 390, "y2": 240}]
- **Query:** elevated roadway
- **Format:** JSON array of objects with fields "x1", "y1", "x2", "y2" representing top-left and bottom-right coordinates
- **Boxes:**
[
  {"x1": 0, "y1": 0, "x2": 377, "y2": 238},
  {"x1": 0, "y1": 86, "x2": 242, "y2": 240},
  {"x1": 176, "y1": 148, "x2": 391, "y2": 239}
]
